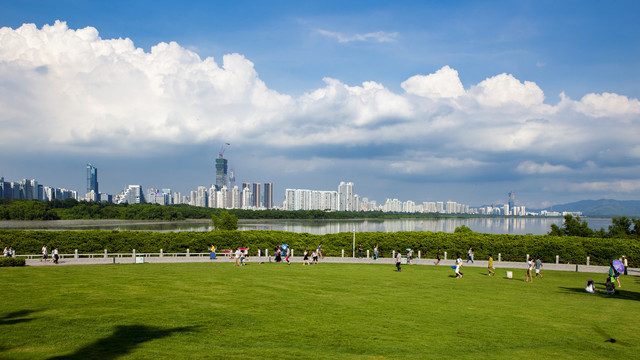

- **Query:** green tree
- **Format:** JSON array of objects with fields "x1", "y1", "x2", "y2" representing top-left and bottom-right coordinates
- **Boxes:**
[
  {"x1": 454, "y1": 225, "x2": 474, "y2": 233},
  {"x1": 609, "y1": 216, "x2": 632, "y2": 237},
  {"x1": 548, "y1": 215, "x2": 594, "y2": 237},
  {"x1": 211, "y1": 211, "x2": 238, "y2": 231}
]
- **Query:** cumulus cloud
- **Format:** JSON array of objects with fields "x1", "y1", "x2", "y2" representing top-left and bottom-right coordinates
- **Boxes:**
[
  {"x1": 401, "y1": 66, "x2": 465, "y2": 98},
  {"x1": 1, "y1": 21, "x2": 640, "y2": 199},
  {"x1": 468, "y1": 73, "x2": 545, "y2": 107}
]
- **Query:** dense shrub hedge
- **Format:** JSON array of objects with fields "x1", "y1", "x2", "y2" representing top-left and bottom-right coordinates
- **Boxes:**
[
  {"x1": 0, "y1": 257, "x2": 26, "y2": 267},
  {"x1": 1, "y1": 230, "x2": 637, "y2": 267}
]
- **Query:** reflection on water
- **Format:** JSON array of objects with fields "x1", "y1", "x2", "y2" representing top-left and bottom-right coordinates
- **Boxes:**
[{"x1": 0, "y1": 217, "x2": 613, "y2": 235}]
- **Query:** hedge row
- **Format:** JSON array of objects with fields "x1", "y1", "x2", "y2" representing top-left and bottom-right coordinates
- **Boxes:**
[
  {"x1": 0, "y1": 257, "x2": 26, "y2": 267},
  {"x1": 0, "y1": 230, "x2": 637, "y2": 267}
]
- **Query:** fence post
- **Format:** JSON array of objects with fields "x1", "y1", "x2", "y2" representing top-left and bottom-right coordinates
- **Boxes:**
[
  {"x1": 392, "y1": 250, "x2": 396, "y2": 259},
  {"x1": 586, "y1": 256, "x2": 590, "y2": 266},
  {"x1": 498, "y1": 253, "x2": 501, "y2": 262},
  {"x1": 133, "y1": 249, "x2": 136, "y2": 258},
  {"x1": 367, "y1": 249, "x2": 370, "y2": 258},
  {"x1": 291, "y1": 249, "x2": 294, "y2": 257},
  {"x1": 526, "y1": 254, "x2": 529, "y2": 261},
  {"x1": 74, "y1": 249, "x2": 78, "y2": 259},
  {"x1": 418, "y1": 251, "x2": 421, "y2": 259},
  {"x1": 258, "y1": 249, "x2": 261, "y2": 257},
  {"x1": 341, "y1": 249, "x2": 344, "y2": 258},
  {"x1": 160, "y1": 249, "x2": 164, "y2": 257},
  {"x1": 444, "y1": 251, "x2": 447, "y2": 261},
  {"x1": 187, "y1": 248, "x2": 190, "y2": 257},
  {"x1": 556, "y1": 255, "x2": 559, "y2": 264},
  {"x1": 104, "y1": 249, "x2": 108, "y2": 259}
]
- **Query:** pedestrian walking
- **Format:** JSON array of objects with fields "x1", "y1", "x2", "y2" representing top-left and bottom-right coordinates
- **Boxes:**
[
  {"x1": 395, "y1": 251, "x2": 402, "y2": 272},
  {"x1": 303, "y1": 250, "x2": 310, "y2": 265},
  {"x1": 435, "y1": 248, "x2": 441, "y2": 265},
  {"x1": 234, "y1": 249, "x2": 241, "y2": 266},
  {"x1": 373, "y1": 244, "x2": 378, "y2": 260},
  {"x1": 317, "y1": 244, "x2": 324, "y2": 259},
  {"x1": 357, "y1": 244, "x2": 363, "y2": 258},
  {"x1": 53, "y1": 248, "x2": 59, "y2": 264},
  {"x1": 525, "y1": 258, "x2": 534, "y2": 282},
  {"x1": 41, "y1": 245, "x2": 48, "y2": 262},
  {"x1": 407, "y1": 249, "x2": 413, "y2": 264},
  {"x1": 312, "y1": 250, "x2": 318, "y2": 264},
  {"x1": 622, "y1": 255, "x2": 628, "y2": 276},
  {"x1": 609, "y1": 262, "x2": 621, "y2": 288},
  {"x1": 2, "y1": 247, "x2": 7, "y2": 257},
  {"x1": 455, "y1": 254, "x2": 463, "y2": 278},
  {"x1": 467, "y1": 247, "x2": 474, "y2": 263},
  {"x1": 487, "y1": 255, "x2": 495, "y2": 276},
  {"x1": 534, "y1": 257, "x2": 543, "y2": 278}
]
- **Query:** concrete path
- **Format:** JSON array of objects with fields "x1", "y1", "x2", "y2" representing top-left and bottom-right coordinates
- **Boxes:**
[{"x1": 25, "y1": 256, "x2": 638, "y2": 276}]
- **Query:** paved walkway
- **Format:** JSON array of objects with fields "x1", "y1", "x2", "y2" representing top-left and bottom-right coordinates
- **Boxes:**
[{"x1": 25, "y1": 256, "x2": 638, "y2": 276}]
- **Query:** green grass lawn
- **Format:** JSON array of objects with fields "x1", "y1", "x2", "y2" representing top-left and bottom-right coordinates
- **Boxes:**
[{"x1": 0, "y1": 262, "x2": 638, "y2": 359}]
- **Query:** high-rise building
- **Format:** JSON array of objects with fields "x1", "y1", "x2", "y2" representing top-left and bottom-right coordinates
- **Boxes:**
[
  {"x1": 118, "y1": 185, "x2": 144, "y2": 204},
  {"x1": 264, "y1": 183, "x2": 273, "y2": 209},
  {"x1": 252, "y1": 183, "x2": 261, "y2": 208},
  {"x1": 508, "y1": 191, "x2": 515, "y2": 215},
  {"x1": 215, "y1": 158, "x2": 228, "y2": 190},
  {"x1": 86, "y1": 163, "x2": 98, "y2": 196}
]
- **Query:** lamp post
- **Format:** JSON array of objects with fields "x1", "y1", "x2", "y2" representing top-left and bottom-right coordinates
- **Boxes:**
[{"x1": 352, "y1": 225, "x2": 356, "y2": 258}]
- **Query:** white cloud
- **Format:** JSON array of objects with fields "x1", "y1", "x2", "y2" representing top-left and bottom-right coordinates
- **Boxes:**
[
  {"x1": 468, "y1": 73, "x2": 545, "y2": 107},
  {"x1": 516, "y1": 161, "x2": 570, "y2": 175},
  {"x1": 576, "y1": 92, "x2": 640, "y2": 117},
  {"x1": 1, "y1": 21, "x2": 640, "y2": 201},
  {"x1": 566, "y1": 180, "x2": 640, "y2": 193},
  {"x1": 316, "y1": 29, "x2": 398, "y2": 43},
  {"x1": 401, "y1": 66, "x2": 465, "y2": 99}
]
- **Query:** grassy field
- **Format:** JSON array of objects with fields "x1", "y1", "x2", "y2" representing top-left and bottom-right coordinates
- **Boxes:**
[{"x1": 0, "y1": 262, "x2": 638, "y2": 359}]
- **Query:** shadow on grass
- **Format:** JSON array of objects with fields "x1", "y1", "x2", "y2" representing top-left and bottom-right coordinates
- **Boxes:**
[
  {"x1": 0, "y1": 309, "x2": 39, "y2": 326},
  {"x1": 558, "y1": 287, "x2": 640, "y2": 301},
  {"x1": 48, "y1": 325, "x2": 198, "y2": 360}
]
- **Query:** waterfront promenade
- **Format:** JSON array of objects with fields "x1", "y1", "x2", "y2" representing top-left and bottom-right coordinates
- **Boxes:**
[{"x1": 24, "y1": 255, "x2": 638, "y2": 276}]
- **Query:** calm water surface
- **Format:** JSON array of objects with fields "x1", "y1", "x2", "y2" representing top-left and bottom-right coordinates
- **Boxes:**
[{"x1": 0, "y1": 217, "x2": 613, "y2": 235}]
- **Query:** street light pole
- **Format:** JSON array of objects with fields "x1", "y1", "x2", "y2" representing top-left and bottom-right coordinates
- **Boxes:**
[{"x1": 352, "y1": 225, "x2": 356, "y2": 258}]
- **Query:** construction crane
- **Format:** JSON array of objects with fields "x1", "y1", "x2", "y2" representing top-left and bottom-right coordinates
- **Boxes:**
[{"x1": 218, "y1": 143, "x2": 230, "y2": 158}]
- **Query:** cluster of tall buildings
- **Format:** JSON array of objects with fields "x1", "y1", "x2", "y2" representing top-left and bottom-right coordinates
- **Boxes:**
[
  {"x1": 284, "y1": 182, "x2": 477, "y2": 214},
  {"x1": 0, "y1": 177, "x2": 78, "y2": 202},
  {"x1": 3, "y1": 158, "x2": 534, "y2": 216},
  {"x1": 108, "y1": 154, "x2": 274, "y2": 210}
]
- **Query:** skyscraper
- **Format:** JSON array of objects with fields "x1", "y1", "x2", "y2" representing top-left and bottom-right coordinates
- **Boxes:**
[
  {"x1": 508, "y1": 191, "x2": 515, "y2": 215},
  {"x1": 86, "y1": 163, "x2": 98, "y2": 196},
  {"x1": 215, "y1": 158, "x2": 228, "y2": 190},
  {"x1": 264, "y1": 183, "x2": 273, "y2": 209},
  {"x1": 252, "y1": 183, "x2": 261, "y2": 208}
]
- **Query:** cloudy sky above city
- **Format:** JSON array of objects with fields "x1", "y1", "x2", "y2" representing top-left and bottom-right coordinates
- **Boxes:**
[{"x1": 1, "y1": 1, "x2": 639, "y2": 208}]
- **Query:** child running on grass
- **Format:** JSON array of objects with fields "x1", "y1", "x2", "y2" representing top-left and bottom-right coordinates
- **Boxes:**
[{"x1": 488, "y1": 255, "x2": 495, "y2": 276}]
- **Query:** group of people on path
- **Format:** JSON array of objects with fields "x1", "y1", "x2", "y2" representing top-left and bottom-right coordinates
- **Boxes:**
[
  {"x1": 4, "y1": 245, "x2": 59, "y2": 264},
  {"x1": 3, "y1": 246, "x2": 15, "y2": 258}
]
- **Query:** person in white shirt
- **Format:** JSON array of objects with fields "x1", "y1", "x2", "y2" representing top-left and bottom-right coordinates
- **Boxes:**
[
  {"x1": 234, "y1": 249, "x2": 241, "y2": 266},
  {"x1": 585, "y1": 279, "x2": 596, "y2": 293},
  {"x1": 395, "y1": 251, "x2": 402, "y2": 272},
  {"x1": 525, "y1": 259, "x2": 534, "y2": 282},
  {"x1": 455, "y1": 254, "x2": 463, "y2": 278},
  {"x1": 41, "y1": 245, "x2": 48, "y2": 262}
]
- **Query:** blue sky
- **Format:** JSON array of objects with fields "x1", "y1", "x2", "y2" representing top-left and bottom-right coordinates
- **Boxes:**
[{"x1": 1, "y1": 1, "x2": 639, "y2": 208}]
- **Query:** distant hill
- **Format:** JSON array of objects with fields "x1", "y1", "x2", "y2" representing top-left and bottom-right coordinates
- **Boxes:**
[{"x1": 540, "y1": 199, "x2": 640, "y2": 217}]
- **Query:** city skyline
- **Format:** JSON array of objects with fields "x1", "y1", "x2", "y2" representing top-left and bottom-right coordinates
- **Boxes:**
[{"x1": 1, "y1": 2, "x2": 639, "y2": 208}]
